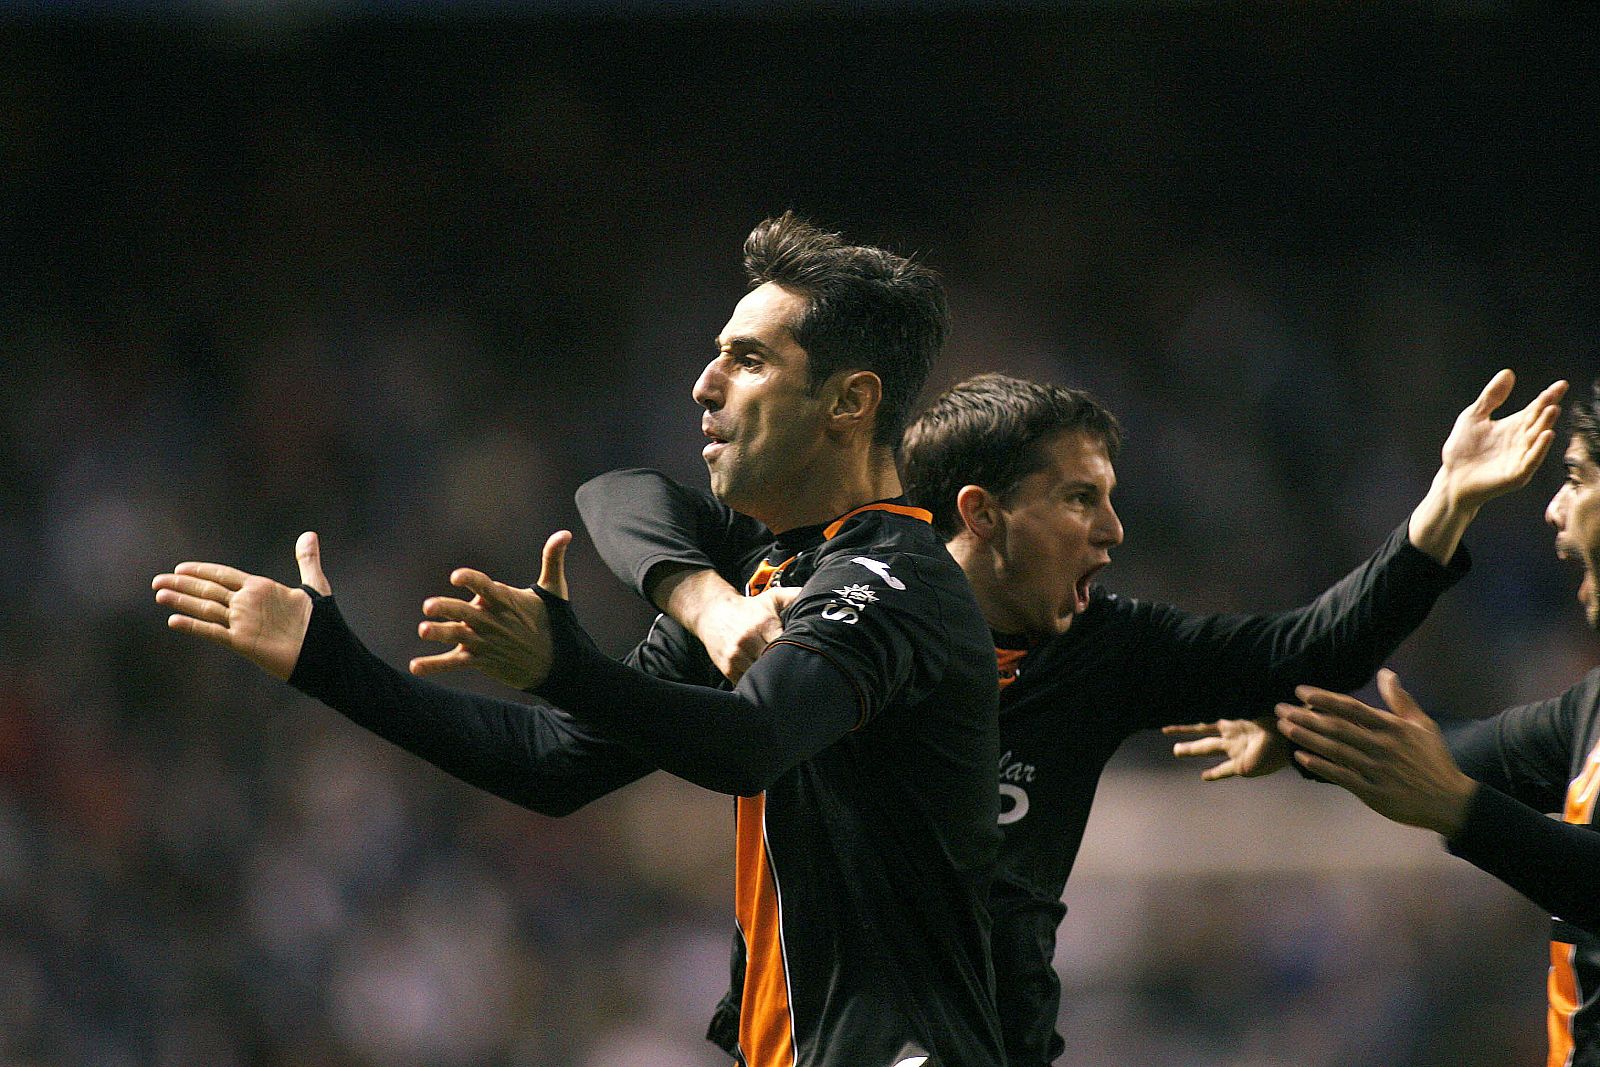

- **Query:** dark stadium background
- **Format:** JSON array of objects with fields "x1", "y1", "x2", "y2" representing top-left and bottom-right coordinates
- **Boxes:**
[{"x1": 1, "y1": 4, "x2": 1595, "y2": 1064}]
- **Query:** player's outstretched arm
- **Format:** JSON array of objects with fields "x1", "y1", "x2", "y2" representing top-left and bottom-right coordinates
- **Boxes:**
[
  {"x1": 1407, "y1": 369, "x2": 1567, "y2": 565},
  {"x1": 1274, "y1": 669, "x2": 1477, "y2": 835},
  {"x1": 1163, "y1": 716, "x2": 1292, "y2": 781},
  {"x1": 413, "y1": 530, "x2": 863, "y2": 796},
  {"x1": 153, "y1": 531, "x2": 332, "y2": 680}
]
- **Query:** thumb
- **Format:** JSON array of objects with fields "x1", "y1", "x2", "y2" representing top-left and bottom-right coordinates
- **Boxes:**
[
  {"x1": 1377, "y1": 668, "x2": 1426, "y2": 724},
  {"x1": 769, "y1": 586, "x2": 800, "y2": 616},
  {"x1": 296, "y1": 531, "x2": 332, "y2": 595},
  {"x1": 1470, "y1": 368, "x2": 1515, "y2": 417},
  {"x1": 538, "y1": 530, "x2": 572, "y2": 599}
]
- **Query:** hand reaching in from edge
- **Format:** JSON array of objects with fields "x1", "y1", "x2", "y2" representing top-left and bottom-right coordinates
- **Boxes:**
[
  {"x1": 1163, "y1": 716, "x2": 1291, "y2": 781},
  {"x1": 152, "y1": 532, "x2": 332, "y2": 680},
  {"x1": 411, "y1": 531, "x2": 572, "y2": 690},
  {"x1": 1437, "y1": 369, "x2": 1567, "y2": 508},
  {"x1": 1275, "y1": 669, "x2": 1477, "y2": 836}
]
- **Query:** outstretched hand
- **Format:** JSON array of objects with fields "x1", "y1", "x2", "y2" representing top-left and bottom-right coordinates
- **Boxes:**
[
  {"x1": 1438, "y1": 369, "x2": 1567, "y2": 507},
  {"x1": 1163, "y1": 716, "x2": 1290, "y2": 781},
  {"x1": 410, "y1": 530, "x2": 572, "y2": 690},
  {"x1": 1274, "y1": 669, "x2": 1477, "y2": 836},
  {"x1": 152, "y1": 531, "x2": 332, "y2": 680}
]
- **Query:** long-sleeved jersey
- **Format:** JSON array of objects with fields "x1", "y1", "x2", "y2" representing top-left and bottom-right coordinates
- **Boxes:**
[
  {"x1": 289, "y1": 493, "x2": 1005, "y2": 1067},
  {"x1": 578, "y1": 467, "x2": 1469, "y2": 1066},
  {"x1": 1446, "y1": 668, "x2": 1600, "y2": 1067}
]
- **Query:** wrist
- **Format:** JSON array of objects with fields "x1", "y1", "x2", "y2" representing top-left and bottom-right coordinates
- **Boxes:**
[
  {"x1": 653, "y1": 565, "x2": 740, "y2": 634},
  {"x1": 1431, "y1": 773, "x2": 1480, "y2": 839},
  {"x1": 1408, "y1": 472, "x2": 1481, "y2": 565}
]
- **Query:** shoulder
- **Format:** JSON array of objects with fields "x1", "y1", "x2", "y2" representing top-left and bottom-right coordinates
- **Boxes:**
[{"x1": 813, "y1": 514, "x2": 966, "y2": 598}]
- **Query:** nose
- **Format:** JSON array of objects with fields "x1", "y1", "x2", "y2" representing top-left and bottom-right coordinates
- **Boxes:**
[
  {"x1": 693, "y1": 355, "x2": 725, "y2": 411},
  {"x1": 1097, "y1": 501, "x2": 1124, "y2": 548},
  {"x1": 1548, "y1": 484, "x2": 1568, "y2": 529}
]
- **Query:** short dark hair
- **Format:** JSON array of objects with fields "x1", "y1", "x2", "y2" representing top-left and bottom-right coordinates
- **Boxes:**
[
  {"x1": 1570, "y1": 376, "x2": 1600, "y2": 467},
  {"x1": 743, "y1": 212, "x2": 948, "y2": 449},
  {"x1": 903, "y1": 373, "x2": 1124, "y2": 540}
]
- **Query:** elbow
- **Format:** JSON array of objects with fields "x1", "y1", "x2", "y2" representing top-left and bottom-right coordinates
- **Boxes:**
[{"x1": 708, "y1": 723, "x2": 793, "y2": 796}]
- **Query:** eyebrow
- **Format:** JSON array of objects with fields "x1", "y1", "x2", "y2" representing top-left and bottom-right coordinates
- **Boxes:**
[{"x1": 714, "y1": 334, "x2": 778, "y2": 353}]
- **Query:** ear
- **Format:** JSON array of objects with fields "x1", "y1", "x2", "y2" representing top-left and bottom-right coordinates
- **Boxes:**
[
  {"x1": 827, "y1": 370, "x2": 883, "y2": 436},
  {"x1": 955, "y1": 484, "x2": 1002, "y2": 541}
]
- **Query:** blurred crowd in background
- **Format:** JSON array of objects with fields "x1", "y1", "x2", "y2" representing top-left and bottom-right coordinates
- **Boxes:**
[{"x1": 1, "y1": 5, "x2": 1595, "y2": 1065}]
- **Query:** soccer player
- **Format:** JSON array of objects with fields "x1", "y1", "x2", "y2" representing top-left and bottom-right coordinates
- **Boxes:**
[
  {"x1": 576, "y1": 368, "x2": 1566, "y2": 1066},
  {"x1": 1275, "y1": 377, "x2": 1600, "y2": 1067},
  {"x1": 152, "y1": 214, "x2": 1006, "y2": 1067}
]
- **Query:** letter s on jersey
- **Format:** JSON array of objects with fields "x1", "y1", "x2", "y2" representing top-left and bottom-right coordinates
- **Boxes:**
[
  {"x1": 998, "y1": 783, "x2": 1029, "y2": 825},
  {"x1": 821, "y1": 601, "x2": 860, "y2": 624}
]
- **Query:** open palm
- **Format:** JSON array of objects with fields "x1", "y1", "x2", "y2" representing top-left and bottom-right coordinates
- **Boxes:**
[
  {"x1": 153, "y1": 532, "x2": 332, "y2": 680},
  {"x1": 1439, "y1": 369, "x2": 1567, "y2": 506}
]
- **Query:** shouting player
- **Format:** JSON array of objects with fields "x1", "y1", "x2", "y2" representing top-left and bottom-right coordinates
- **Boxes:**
[{"x1": 577, "y1": 368, "x2": 1565, "y2": 1065}]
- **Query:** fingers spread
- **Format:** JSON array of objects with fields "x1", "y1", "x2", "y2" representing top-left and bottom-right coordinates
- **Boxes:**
[
  {"x1": 417, "y1": 619, "x2": 480, "y2": 648},
  {"x1": 167, "y1": 613, "x2": 232, "y2": 647},
  {"x1": 1297, "y1": 687, "x2": 1391, "y2": 730},
  {"x1": 155, "y1": 588, "x2": 230, "y2": 626},
  {"x1": 410, "y1": 647, "x2": 473, "y2": 677},
  {"x1": 1171, "y1": 737, "x2": 1225, "y2": 759},
  {"x1": 154, "y1": 572, "x2": 234, "y2": 604},
  {"x1": 172, "y1": 562, "x2": 247, "y2": 591},
  {"x1": 424, "y1": 593, "x2": 492, "y2": 626},
  {"x1": 1161, "y1": 723, "x2": 1222, "y2": 738}
]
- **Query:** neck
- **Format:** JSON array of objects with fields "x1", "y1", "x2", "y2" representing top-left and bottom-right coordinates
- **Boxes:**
[
  {"x1": 761, "y1": 445, "x2": 903, "y2": 534},
  {"x1": 947, "y1": 533, "x2": 1020, "y2": 634}
]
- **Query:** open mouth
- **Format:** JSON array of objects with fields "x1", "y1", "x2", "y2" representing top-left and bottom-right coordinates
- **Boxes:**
[
  {"x1": 1557, "y1": 541, "x2": 1593, "y2": 606},
  {"x1": 1072, "y1": 562, "x2": 1107, "y2": 614}
]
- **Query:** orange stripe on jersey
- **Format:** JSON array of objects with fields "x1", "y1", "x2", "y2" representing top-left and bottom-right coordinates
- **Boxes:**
[
  {"x1": 822, "y1": 502, "x2": 933, "y2": 540},
  {"x1": 1550, "y1": 940, "x2": 1580, "y2": 1067},
  {"x1": 735, "y1": 793, "x2": 796, "y2": 1067},
  {"x1": 996, "y1": 647, "x2": 1026, "y2": 689},
  {"x1": 1548, "y1": 740, "x2": 1600, "y2": 1067},
  {"x1": 746, "y1": 557, "x2": 797, "y2": 597}
]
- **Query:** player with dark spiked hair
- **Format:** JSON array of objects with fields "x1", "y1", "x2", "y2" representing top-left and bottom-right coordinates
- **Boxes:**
[{"x1": 154, "y1": 213, "x2": 1006, "y2": 1067}]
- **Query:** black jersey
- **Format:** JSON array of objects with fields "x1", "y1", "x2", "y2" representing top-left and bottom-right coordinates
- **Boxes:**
[
  {"x1": 292, "y1": 487, "x2": 1005, "y2": 1067},
  {"x1": 579, "y1": 469, "x2": 1469, "y2": 1067},
  {"x1": 1445, "y1": 668, "x2": 1600, "y2": 1067}
]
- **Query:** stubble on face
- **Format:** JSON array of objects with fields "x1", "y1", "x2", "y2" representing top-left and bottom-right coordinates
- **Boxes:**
[
  {"x1": 699, "y1": 283, "x2": 822, "y2": 521},
  {"x1": 1551, "y1": 436, "x2": 1600, "y2": 631}
]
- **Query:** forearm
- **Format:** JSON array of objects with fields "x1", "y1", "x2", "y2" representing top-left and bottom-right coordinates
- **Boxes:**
[
  {"x1": 649, "y1": 562, "x2": 744, "y2": 627},
  {"x1": 533, "y1": 591, "x2": 858, "y2": 795},
  {"x1": 1447, "y1": 783, "x2": 1600, "y2": 936},
  {"x1": 1407, "y1": 467, "x2": 1482, "y2": 567},
  {"x1": 290, "y1": 592, "x2": 650, "y2": 815},
  {"x1": 1154, "y1": 522, "x2": 1468, "y2": 720}
]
